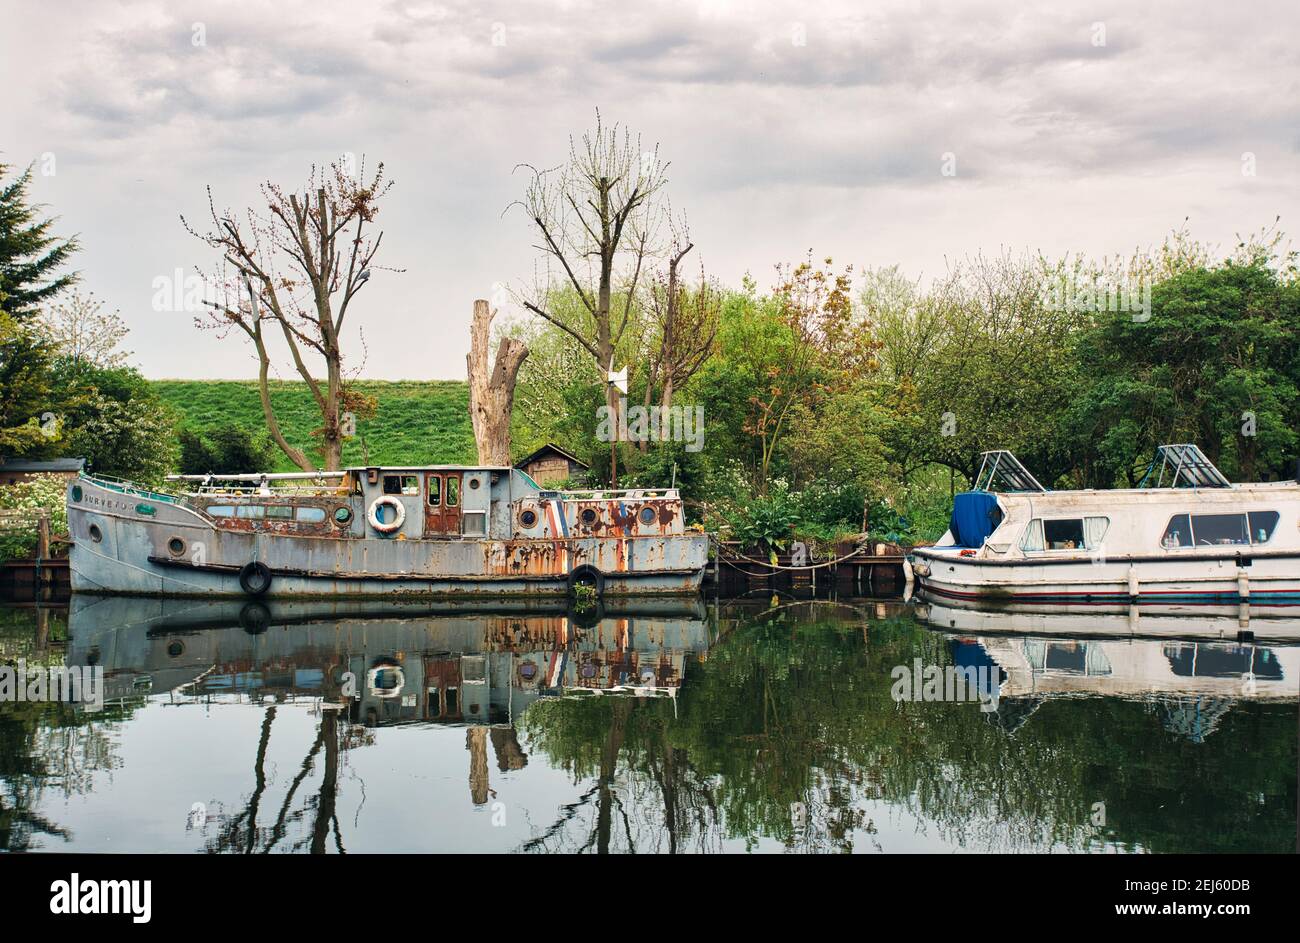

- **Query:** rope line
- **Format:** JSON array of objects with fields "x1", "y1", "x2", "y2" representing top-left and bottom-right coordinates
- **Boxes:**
[{"x1": 710, "y1": 535, "x2": 873, "y2": 573}]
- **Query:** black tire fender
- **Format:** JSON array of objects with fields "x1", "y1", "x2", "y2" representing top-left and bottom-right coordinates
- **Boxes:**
[
  {"x1": 569, "y1": 599, "x2": 606, "y2": 629},
  {"x1": 238, "y1": 560, "x2": 273, "y2": 597},
  {"x1": 239, "y1": 601, "x2": 272, "y2": 634},
  {"x1": 567, "y1": 564, "x2": 605, "y2": 597}
]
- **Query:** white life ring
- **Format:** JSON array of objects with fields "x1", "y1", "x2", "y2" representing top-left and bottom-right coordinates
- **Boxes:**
[
  {"x1": 367, "y1": 495, "x2": 406, "y2": 533},
  {"x1": 366, "y1": 664, "x2": 406, "y2": 699}
]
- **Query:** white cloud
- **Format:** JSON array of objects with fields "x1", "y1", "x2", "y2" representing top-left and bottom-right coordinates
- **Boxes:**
[{"x1": 3, "y1": 0, "x2": 1297, "y2": 379}]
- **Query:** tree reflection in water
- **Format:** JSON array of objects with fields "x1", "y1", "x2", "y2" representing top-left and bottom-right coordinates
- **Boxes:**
[
  {"x1": 1, "y1": 600, "x2": 1296, "y2": 853},
  {"x1": 518, "y1": 602, "x2": 1297, "y2": 853}
]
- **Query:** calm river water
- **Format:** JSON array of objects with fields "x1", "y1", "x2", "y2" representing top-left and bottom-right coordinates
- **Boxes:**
[{"x1": 1, "y1": 594, "x2": 1295, "y2": 853}]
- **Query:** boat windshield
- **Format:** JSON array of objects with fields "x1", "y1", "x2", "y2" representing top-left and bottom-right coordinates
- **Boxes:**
[
  {"x1": 1142, "y1": 444, "x2": 1233, "y2": 489},
  {"x1": 973, "y1": 451, "x2": 1046, "y2": 493}
]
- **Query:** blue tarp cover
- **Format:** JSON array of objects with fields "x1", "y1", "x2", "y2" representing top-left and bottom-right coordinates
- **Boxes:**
[{"x1": 949, "y1": 490, "x2": 1002, "y2": 548}]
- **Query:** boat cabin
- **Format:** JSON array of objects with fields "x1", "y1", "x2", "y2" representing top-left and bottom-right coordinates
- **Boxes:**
[
  {"x1": 934, "y1": 444, "x2": 1300, "y2": 559},
  {"x1": 171, "y1": 465, "x2": 690, "y2": 542}
]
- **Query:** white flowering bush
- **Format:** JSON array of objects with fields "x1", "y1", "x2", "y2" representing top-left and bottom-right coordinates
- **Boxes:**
[{"x1": 0, "y1": 474, "x2": 69, "y2": 560}]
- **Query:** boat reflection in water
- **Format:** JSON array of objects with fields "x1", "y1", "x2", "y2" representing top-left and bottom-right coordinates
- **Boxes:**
[
  {"x1": 67, "y1": 595, "x2": 714, "y2": 729},
  {"x1": 916, "y1": 599, "x2": 1299, "y2": 737},
  {"x1": 915, "y1": 596, "x2": 1300, "y2": 642}
]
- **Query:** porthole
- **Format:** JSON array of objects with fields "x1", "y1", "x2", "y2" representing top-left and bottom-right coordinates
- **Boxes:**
[
  {"x1": 88, "y1": 523, "x2": 103, "y2": 543},
  {"x1": 519, "y1": 509, "x2": 538, "y2": 529},
  {"x1": 639, "y1": 506, "x2": 656, "y2": 525},
  {"x1": 469, "y1": 478, "x2": 481, "y2": 490},
  {"x1": 71, "y1": 485, "x2": 83, "y2": 502},
  {"x1": 580, "y1": 508, "x2": 598, "y2": 526},
  {"x1": 334, "y1": 506, "x2": 354, "y2": 526},
  {"x1": 167, "y1": 537, "x2": 186, "y2": 556},
  {"x1": 167, "y1": 641, "x2": 185, "y2": 658},
  {"x1": 518, "y1": 660, "x2": 538, "y2": 681}
]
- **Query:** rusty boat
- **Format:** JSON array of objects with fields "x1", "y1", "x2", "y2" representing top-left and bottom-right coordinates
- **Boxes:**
[{"x1": 65, "y1": 465, "x2": 709, "y2": 599}]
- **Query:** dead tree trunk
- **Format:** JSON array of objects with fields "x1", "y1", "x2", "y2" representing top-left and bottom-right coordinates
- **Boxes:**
[{"x1": 467, "y1": 299, "x2": 529, "y2": 465}]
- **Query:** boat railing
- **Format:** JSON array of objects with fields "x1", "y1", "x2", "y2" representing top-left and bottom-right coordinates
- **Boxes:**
[
  {"x1": 166, "y1": 471, "x2": 351, "y2": 497},
  {"x1": 544, "y1": 487, "x2": 680, "y2": 502},
  {"x1": 184, "y1": 484, "x2": 351, "y2": 497},
  {"x1": 84, "y1": 473, "x2": 183, "y2": 504}
]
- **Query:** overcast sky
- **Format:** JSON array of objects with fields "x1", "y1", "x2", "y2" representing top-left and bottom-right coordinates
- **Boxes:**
[{"x1": 4, "y1": 0, "x2": 1297, "y2": 380}]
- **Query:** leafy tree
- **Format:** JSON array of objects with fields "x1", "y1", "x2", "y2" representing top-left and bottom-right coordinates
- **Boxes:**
[
  {"x1": 1065, "y1": 259, "x2": 1300, "y2": 485},
  {"x1": 696, "y1": 257, "x2": 873, "y2": 495},
  {"x1": 50, "y1": 360, "x2": 177, "y2": 483},
  {"x1": 871, "y1": 253, "x2": 1086, "y2": 486},
  {"x1": 178, "y1": 425, "x2": 275, "y2": 475}
]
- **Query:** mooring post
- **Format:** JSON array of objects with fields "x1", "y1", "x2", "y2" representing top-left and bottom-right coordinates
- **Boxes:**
[{"x1": 35, "y1": 510, "x2": 51, "y2": 599}]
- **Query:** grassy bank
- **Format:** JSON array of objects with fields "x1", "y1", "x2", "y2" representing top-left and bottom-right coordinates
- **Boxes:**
[{"x1": 152, "y1": 379, "x2": 476, "y2": 471}]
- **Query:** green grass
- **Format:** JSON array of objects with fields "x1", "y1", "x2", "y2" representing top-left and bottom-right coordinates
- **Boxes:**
[{"x1": 152, "y1": 379, "x2": 476, "y2": 472}]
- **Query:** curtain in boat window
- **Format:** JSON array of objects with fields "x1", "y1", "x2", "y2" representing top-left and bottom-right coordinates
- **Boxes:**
[
  {"x1": 1085, "y1": 643, "x2": 1113, "y2": 676},
  {"x1": 1083, "y1": 517, "x2": 1109, "y2": 550},
  {"x1": 1020, "y1": 519, "x2": 1045, "y2": 552}
]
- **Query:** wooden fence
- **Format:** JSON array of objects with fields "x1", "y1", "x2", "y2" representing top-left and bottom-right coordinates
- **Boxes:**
[{"x1": 0, "y1": 509, "x2": 69, "y2": 601}]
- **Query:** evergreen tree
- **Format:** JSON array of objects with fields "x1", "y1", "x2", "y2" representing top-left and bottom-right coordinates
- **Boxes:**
[
  {"x1": 0, "y1": 311, "x2": 60, "y2": 458},
  {"x1": 0, "y1": 162, "x2": 79, "y2": 319}
]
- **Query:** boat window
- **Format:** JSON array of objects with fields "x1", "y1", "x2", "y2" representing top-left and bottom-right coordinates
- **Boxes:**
[
  {"x1": 462, "y1": 511, "x2": 486, "y2": 535},
  {"x1": 1248, "y1": 511, "x2": 1280, "y2": 544},
  {"x1": 1191, "y1": 513, "x2": 1249, "y2": 546},
  {"x1": 295, "y1": 506, "x2": 326, "y2": 523},
  {"x1": 447, "y1": 477, "x2": 460, "y2": 507},
  {"x1": 1161, "y1": 514, "x2": 1192, "y2": 548},
  {"x1": 383, "y1": 474, "x2": 420, "y2": 496},
  {"x1": 427, "y1": 475, "x2": 441, "y2": 506},
  {"x1": 1043, "y1": 518, "x2": 1085, "y2": 550},
  {"x1": 207, "y1": 505, "x2": 235, "y2": 518},
  {"x1": 1020, "y1": 519, "x2": 1045, "y2": 552},
  {"x1": 266, "y1": 506, "x2": 294, "y2": 520},
  {"x1": 236, "y1": 505, "x2": 265, "y2": 519},
  {"x1": 1023, "y1": 517, "x2": 1109, "y2": 552}
]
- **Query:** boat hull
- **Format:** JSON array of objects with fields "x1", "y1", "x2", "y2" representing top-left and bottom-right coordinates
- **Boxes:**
[
  {"x1": 68, "y1": 478, "x2": 707, "y2": 599},
  {"x1": 911, "y1": 548, "x2": 1300, "y2": 616}
]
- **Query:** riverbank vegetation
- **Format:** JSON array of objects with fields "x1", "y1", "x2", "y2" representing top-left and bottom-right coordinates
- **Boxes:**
[{"x1": 506, "y1": 226, "x2": 1300, "y2": 550}]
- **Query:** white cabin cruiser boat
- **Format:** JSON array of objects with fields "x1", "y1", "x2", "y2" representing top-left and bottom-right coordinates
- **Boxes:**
[{"x1": 909, "y1": 445, "x2": 1300, "y2": 616}]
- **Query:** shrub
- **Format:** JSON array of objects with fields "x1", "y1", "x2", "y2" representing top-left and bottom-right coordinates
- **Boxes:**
[
  {"x1": 0, "y1": 474, "x2": 69, "y2": 561},
  {"x1": 721, "y1": 480, "x2": 800, "y2": 561}
]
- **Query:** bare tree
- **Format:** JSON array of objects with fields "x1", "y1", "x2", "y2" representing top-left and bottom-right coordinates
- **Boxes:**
[
  {"x1": 512, "y1": 114, "x2": 667, "y2": 480},
  {"x1": 467, "y1": 299, "x2": 528, "y2": 464},
  {"x1": 183, "y1": 159, "x2": 395, "y2": 471},
  {"x1": 643, "y1": 227, "x2": 721, "y2": 423}
]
